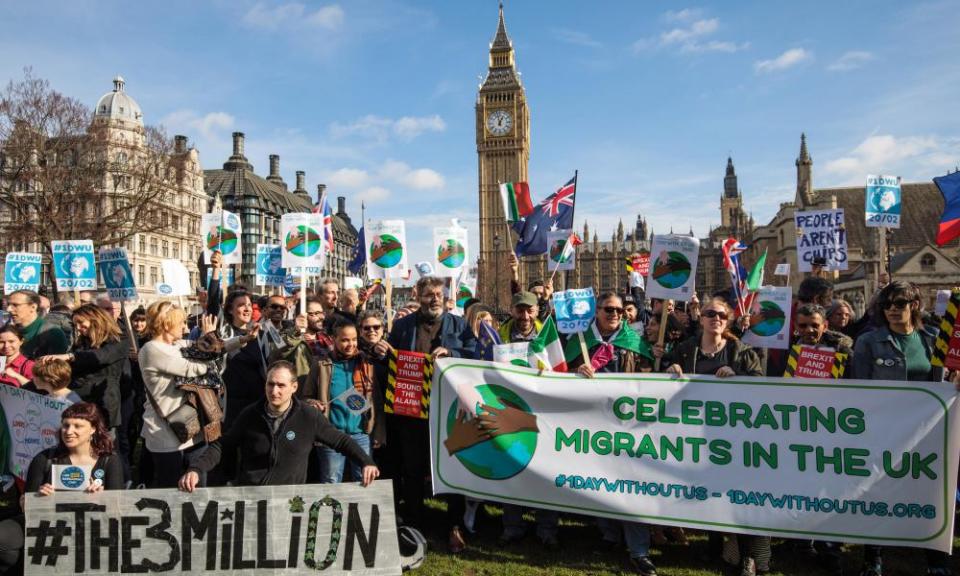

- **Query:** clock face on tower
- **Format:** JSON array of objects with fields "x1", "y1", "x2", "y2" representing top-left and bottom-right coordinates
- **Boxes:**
[{"x1": 486, "y1": 109, "x2": 513, "y2": 136}]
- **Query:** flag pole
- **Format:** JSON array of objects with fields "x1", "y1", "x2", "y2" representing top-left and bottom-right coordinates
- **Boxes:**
[{"x1": 565, "y1": 170, "x2": 578, "y2": 290}]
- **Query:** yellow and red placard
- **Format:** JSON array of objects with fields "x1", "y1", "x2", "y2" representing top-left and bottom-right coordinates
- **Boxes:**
[{"x1": 385, "y1": 350, "x2": 433, "y2": 419}]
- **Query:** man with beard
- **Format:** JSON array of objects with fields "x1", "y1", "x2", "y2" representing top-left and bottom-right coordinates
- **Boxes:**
[
  {"x1": 496, "y1": 292, "x2": 560, "y2": 547},
  {"x1": 386, "y1": 276, "x2": 476, "y2": 553}
]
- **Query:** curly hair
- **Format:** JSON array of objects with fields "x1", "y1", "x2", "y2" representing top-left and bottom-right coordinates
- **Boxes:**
[
  {"x1": 72, "y1": 304, "x2": 122, "y2": 349},
  {"x1": 56, "y1": 402, "x2": 114, "y2": 457}
]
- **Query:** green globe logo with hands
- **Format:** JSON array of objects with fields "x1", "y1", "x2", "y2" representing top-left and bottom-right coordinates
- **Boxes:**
[{"x1": 444, "y1": 384, "x2": 538, "y2": 480}]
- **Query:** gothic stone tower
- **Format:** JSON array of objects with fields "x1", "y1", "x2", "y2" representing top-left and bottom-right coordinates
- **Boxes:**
[{"x1": 477, "y1": 4, "x2": 531, "y2": 308}]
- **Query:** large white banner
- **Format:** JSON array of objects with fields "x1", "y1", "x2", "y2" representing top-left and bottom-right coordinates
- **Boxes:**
[
  {"x1": 0, "y1": 385, "x2": 70, "y2": 480},
  {"x1": 430, "y1": 358, "x2": 960, "y2": 552},
  {"x1": 24, "y1": 482, "x2": 401, "y2": 575}
]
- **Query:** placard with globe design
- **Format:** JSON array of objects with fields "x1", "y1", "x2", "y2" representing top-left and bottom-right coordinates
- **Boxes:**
[
  {"x1": 444, "y1": 384, "x2": 538, "y2": 480},
  {"x1": 201, "y1": 211, "x2": 242, "y2": 265},
  {"x1": 547, "y1": 229, "x2": 577, "y2": 272},
  {"x1": 51, "y1": 240, "x2": 96, "y2": 291},
  {"x1": 741, "y1": 286, "x2": 792, "y2": 350},
  {"x1": 255, "y1": 244, "x2": 285, "y2": 287},
  {"x1": 456, "y1": 277, "x2": 476, "y2": 309},
  {"x1": 366, "y1": 220, "x2": 408, "y2": 279},
  {"x1": 865, "y1": 174, "x2": 901, "y2": 229},
  {"x1": 645, "y1": 234, "x2": 699, "y2": 301},
  {"x1": 98, "y1": 247, "x2": 137, "y2": 301},
  {"x1": 4, "y1": 252, "x2": 42, "y2": 294},
  {"x1": 433, "y1": 225, "x2": 468, "y2": 277},
  {"x1": 280, "y1": 213, "x2": 325, "y2": 270}
]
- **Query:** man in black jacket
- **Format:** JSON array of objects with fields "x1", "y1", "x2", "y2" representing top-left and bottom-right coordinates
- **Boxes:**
[{"x1": 178, "y1": 361, "x2": 379, "y2": 490}]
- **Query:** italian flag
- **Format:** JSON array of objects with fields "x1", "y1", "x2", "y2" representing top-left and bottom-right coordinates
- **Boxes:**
[
  {"x1": 528, "y1": 316, "x2": 568, "y2": 372},
  {"x1": 499, "y1": 182, "x2": 534, "y2": 222}
]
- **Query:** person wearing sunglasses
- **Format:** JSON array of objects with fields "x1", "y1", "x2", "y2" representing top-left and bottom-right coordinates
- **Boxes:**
[
  {"x1": 663, "y1": 298, "x2": 767, "y2": 575},
  {"x1": 851, "y1": 281, "x2": 958, "y2": 576},
  {"x1": 356, "y1": 310, "x2": 390, "y2": 456},
  {"x1": 569, "y1": 292, "x2": 658, "y2": 576}
]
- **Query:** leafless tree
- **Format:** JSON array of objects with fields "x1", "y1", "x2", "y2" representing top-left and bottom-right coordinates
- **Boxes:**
[{"x1": 0, "y1": 68, "x2": 176, "y2": 266}]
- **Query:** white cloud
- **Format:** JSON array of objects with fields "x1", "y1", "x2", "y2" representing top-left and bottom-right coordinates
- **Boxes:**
[
  {"x1": 242, "y1": 2, "x2": 343, "y2": 31},
  {"x1": 754, "y1": 48, "x2": 811, "y2": 74},
  {"x1": 357, "y1": 186, "x2": 390, "y2": 203},
  {"x1": 158, "y1": 109, "x2": 235, "y2": 140},
  {"x1": 330, "y1": 114, "x2": 446, "y2": 143},
  {"x1": 404, "y1": 168, "x2": 444, "y2": 189},
  {"x1": 823, "y1": 134, "x2": 959, "y2": 184},
  {"x1": 553, "y1": 28, "x2": 602, "y2": 48},
  {"x1": 325, "y1": 167, "x2": 369, "y2": 188},
  {"x1": 827, "y1": 50, "x2": 874, "y2": 72},
  {"x1": 393, "y1": 115, "x2": 446, "y2": 140},
  {"x1": 681, "y1": 40, "x2": 750, "y2": 54},
  {"x1": 663, "y1": 8, "x2": 703, "y2": 22},
  {"x1": 633, "y1": 15, "x2": 746, "y2": 55},
  {"x1": 660, "y1": 18, "x2": 718, "y2": 45}
]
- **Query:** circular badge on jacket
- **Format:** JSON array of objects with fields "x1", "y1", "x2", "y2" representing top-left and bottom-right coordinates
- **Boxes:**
[{"x1": 286, "y1": 431, "x2": 296, "y2": 441}]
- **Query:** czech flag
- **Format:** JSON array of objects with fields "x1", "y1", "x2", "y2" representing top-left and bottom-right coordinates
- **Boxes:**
[{"x1": 935, "y1": 171, "x2": 960, "y2": 246}]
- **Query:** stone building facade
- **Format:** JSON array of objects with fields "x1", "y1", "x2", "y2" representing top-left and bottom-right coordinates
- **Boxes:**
[
  {"x1": 1, "y1": 76, "x2": 207, "y2": 301},
  {"x1": 697, "y1": 157, "x2": 756, "y2": 298}
]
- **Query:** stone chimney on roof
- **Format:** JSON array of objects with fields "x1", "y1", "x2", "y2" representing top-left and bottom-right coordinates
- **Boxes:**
[
  {"x1": 174, "y1": 135, "x2": 187, "y2": 154},
  {"x1": 266, "y1": 154, "x2": 287, "y2": 189},
  {"x1": 317, "y1": 184, "x2": 327, "y2": 200},
  {"x1": 223, "y1": 131, "x2": 252, "y2": 171},
  {"x1": 293, "y1": 171, "x2": 309, "y2": 196},
  {"x1": 337, "y1": 196, "x2": 346, "y2": 215}
]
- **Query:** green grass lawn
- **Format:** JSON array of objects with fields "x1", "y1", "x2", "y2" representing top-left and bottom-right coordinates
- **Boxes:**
[{"x1": 411, "y1": 500, "x2": 959, "y2": 575}]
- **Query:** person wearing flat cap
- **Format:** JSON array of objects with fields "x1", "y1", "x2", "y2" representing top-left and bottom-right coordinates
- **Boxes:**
[{"x1": 495, "y1": 290, "x2": 560, "y2": 547}]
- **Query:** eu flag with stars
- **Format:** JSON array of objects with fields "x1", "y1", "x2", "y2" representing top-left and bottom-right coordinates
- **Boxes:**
[
  {"x1": 347, "y1": 226, "x2": 366, "y2": 274},
  {"x1": 513, "y1": 176, "x2": 576, "y2": 256},
  {"x1": 475, "y1": 320, "x2": 502, "y2": 361}
]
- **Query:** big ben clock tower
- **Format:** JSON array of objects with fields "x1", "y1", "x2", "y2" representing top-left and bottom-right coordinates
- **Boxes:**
[{"x1": 477, "y1": 4, "x2": 531, "y2": 308}]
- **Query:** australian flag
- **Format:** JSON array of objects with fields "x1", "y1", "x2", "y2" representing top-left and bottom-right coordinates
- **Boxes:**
[
  {"x1": 347, "y1": 226, "x2": 366, "y2": 275},
  {"x1": 513, "y1": 176, "x2": 576, "y2": 256}
]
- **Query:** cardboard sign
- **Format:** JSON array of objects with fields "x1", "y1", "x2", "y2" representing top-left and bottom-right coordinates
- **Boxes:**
[
  {"x1": 205, "y1": 267, "x2": 235, "y2": 290},
  {"x1": 367, "y1": 220, "x2": 408, "y2": 280},
  {"x1": 202, "y1": 210, "x2": 242, "y2": 264},
  {"x1": 546, "y1": 229, "x2": 577, "y2": 272},
  {"x1": 552, "y1": 288, "x2": 596, "y2": 334},
  {"x1": 0, "y1": 385, "x2": 69, "y2": 479},
  {"x1": 646, "y1": 234, "x2": 699, "y2": 300},
  {"x1": 774, "y1": 263, "x2": 790, "y2": 277},
  {"x1": 865, "y1": 174, "x2": 902, "y2": 229},
  {"x1": 385, "y1": 350, "x2": 432, "y2": 419},
  {"x1": 785, "y1": 345, "x2": 848, "y2": 379},
  {"x1": 935, "y1": 290, "x2": 951, "y2": 317},
  {"x1": 4, "y1": 252, "x2": 42, "y2": 294},
  {"x1": 455, "y1": 276, "x2": 476, "y2": 309},
  {"x1": 493, "y1": 342, "x2": 530, "y2": 366},
  {"x1": 24, "y1": 482, "x2": 402, "y2": 574},
  {"x1": 98, "y1": 247, "x2": 137, "y2": 301},
  {"x1": 631, "y1": 252, "x2": 650, "y2": 277},
  {"x1": 52, "y1": 464, "x2": 93, "y2": 491},
  {"x1": 344, "y1": 276, "x2": 364, "y2": 291},
  {"x1": 433, "y1": 225, "x2": 468, "y2": 278},
  {"x1": 741, "y1": 286, "x2": 792, "y2": 350},
  {"x1": 160, "y1": 259, "x2": 192, "y2": 296},
  {"x1": 933, "y1": 291, "x2": 960, "y2": 369},
  {"x1": 255, "y1": 244, "x2": 285, "y2": 287},
  {"x1": 51, "y1": 240, "x2": 96, "y2": 291},
  {"x1": 281, "y1": 213, "x2": 325, "y2": 270},
  {"x1": 794, "y1": 209, "x2": 848, "y2": 272}
]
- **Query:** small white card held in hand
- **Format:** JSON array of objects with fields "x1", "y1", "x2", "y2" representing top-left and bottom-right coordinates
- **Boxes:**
[
  {"x1": 52, "y1": 464, "x2": 94, "y2": 491},
  {"x1": 774, "y1": 263, "x2": 790, "y2": 276}
]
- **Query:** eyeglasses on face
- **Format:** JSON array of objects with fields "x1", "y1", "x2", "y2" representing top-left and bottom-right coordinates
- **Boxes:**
[
  {"x1": 883, "y1": 298, "x2": 913, "y2": 310},
  {"x1": 268, "y1": 303, "x2": 286, "y2": 310},
  {"x1": 702, "y1": 309, "x2": 729, "y2": 320},
  {"x1": 602, "y1": 306, "x2": 624, "y2": 316},
  {"x1": 361, "y1": 324, "x2": 383, "y2": 331}
]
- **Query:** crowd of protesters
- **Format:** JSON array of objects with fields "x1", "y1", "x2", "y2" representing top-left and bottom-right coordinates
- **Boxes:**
[{"x1": 0, "y1": 245, "x2": 957, "y2": 576}]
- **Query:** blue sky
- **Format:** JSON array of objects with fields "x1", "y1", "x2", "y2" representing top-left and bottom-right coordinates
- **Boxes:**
[{"x1": 2, "y1": 0, "x2": 959, "y2": 268}]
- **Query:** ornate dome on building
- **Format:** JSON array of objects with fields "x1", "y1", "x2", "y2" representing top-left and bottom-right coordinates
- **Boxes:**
[{"x1": 94, "y1": 76, "x2": 143, "y2": 125}]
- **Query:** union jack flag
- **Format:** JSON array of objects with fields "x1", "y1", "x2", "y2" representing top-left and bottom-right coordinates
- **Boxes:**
[
  {"x1": 721, "y1": 237, "x2": 750, "y2": 316},
  {"x1": 315, "y1": 193, "x2": 334, "y2": 253},
  {"x1": 541, "y1": 177, "x2": 576, "y2": 217}
]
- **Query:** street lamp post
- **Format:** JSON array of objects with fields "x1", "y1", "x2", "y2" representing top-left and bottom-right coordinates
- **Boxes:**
[{"x1": 493, "y1": 233, "x2": 501, "y2": 311}]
